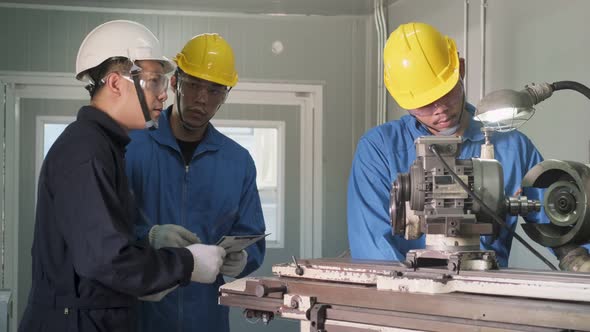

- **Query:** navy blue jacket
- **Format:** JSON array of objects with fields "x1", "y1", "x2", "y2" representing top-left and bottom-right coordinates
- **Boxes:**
[{"x1": 19, "y1": 106, "x2": 193, "y2": 332}]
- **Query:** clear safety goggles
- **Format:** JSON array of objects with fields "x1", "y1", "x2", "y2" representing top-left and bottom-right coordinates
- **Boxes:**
[
  {"x1": 408, "y1": 81, "x2": 464, "y2": 117},
  {"x1": 178, "y1": 75, "x2": 229, "y2": 100},
  {"x1": 102, "y1": 71, "x2": 170, "y2": 96},
  {"x1": 128, "y1": 71, "x2": 170, "y2": 96}
]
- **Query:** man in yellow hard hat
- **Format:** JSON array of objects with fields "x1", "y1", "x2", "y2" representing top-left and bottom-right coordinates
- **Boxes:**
[
  {"x1": 125, "y1": 33, "x2": 266, "y2": 332},
  {"x1": 347, "y1": 22, "x2": 549, "y2": 267},
  {"x1": 19, "y1": 20, "x2": 227, "y2": 332}
]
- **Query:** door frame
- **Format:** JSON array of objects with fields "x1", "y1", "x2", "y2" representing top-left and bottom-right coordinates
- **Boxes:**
[{"x1": 0, "y1": 71, "x2": 323, "y2": 331}]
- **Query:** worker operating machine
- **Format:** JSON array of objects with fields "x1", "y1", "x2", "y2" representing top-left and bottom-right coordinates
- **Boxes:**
[{"x1": 219, "y1": 82, "x2": 590, "y2": 331}]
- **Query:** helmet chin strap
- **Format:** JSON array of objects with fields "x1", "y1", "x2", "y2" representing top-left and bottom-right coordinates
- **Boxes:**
[
  {"x1": 130, "y1": 65, "x2": 157, "y2": 130},
  {"x1": 175, "y1": 80, "x2": 199, "y2": 132}
]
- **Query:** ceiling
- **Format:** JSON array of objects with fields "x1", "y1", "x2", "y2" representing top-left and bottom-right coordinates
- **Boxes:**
[{"x1": 0, "y1": 0, "x2": 396, "y2": 16}]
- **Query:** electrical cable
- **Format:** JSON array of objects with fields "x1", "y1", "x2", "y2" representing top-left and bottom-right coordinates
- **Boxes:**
[
  {"x1": 551, "y1": 81, "x2": 590, "y2": 100},
  {"x1": 429, "y1": 144, "x2": 558, "y2": 270}
]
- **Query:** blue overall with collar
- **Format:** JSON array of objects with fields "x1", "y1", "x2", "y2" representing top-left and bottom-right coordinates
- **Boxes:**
[{"x1": 126, "y1": 107, "x2": 265, "y2": 332}]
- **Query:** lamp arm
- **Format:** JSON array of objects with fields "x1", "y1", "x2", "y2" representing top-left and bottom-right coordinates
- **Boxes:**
[{"x1": 551, "y1": 81, "x2": 590, "y2": 100}]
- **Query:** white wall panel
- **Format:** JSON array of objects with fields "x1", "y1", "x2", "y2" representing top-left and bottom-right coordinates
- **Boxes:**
[{"x1": 0, "y1": 6, "x2": 376, "y2": 277}]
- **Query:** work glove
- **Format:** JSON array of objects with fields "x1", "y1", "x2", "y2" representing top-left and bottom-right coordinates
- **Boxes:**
[
  {"x1": 220, "y1": 250, "x2": 248, "y2": 278},
  {"x1": 139, "y1": 285, "x2": 178, "y2": 302},
  {"x1": 556, "y1": 245, "x2": 590, "y2": 272},
  {"x1": 404, "y1": 202, "x2": 421, "y2": 241},
  {"x1": 186, "y1": 244, "x2": 226, "y2": 283},
  {"x1": 149, "y1": 224, "x2": 201, "y2": 249}
]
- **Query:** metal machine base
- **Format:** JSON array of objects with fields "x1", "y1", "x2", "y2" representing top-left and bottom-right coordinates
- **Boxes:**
[{"x1": 220, "y1": 258, "x2": 590, "y2": 331}]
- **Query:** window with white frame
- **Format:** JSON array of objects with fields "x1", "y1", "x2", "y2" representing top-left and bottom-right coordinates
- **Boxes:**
[
  {"x1": 37, "y1": 116, "x2": 285, "y2": 248},
  {"x1": 214, "y1": 120, "x2": 285, "y2": 249},
  {"x1": 35, "y1": 116, "x2": 75, "y2": 182}
]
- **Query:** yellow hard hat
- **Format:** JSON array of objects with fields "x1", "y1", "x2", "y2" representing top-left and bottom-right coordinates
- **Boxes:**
[
  {"x1": 174, "y1": 33, "x2": 238, "y2": 87},
  {"x1": 383, "y1": 22, "x2": 460, "y2": 110}
]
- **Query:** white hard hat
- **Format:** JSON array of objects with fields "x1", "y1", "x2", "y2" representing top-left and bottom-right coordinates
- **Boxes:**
[{"x1": 75, "y1": 20, "x2": 175, "y2": 81}]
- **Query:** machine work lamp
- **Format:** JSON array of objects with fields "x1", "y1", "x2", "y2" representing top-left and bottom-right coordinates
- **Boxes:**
[
  {"x1": 475, "y1": 81, "x2": 590, "y2": 132},
  {"x1": 474, "y1": 81, "x2": 590, "y2": 160}
]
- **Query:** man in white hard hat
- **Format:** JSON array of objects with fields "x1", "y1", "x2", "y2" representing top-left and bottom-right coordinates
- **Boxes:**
[{"x1": 18, "y1": 20, "x2": 226, "y2": 332}]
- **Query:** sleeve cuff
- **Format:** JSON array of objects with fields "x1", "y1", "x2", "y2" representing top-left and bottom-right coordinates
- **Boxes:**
[
  {"x1": 170, "y1": 247, "x2": 194, "y2": 287},
  {"x1": 160, "y1": 248, "x2": 195, "y2": 287}
]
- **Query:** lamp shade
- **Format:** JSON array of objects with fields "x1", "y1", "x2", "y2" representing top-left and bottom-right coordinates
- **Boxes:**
[{"x1": 475, "y1": 89, "x2": 536, "y2": 132}]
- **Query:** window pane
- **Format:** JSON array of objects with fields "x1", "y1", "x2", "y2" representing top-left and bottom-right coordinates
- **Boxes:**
[
  {"x1": 217, "y1": 126, "x2": 282, "y2": 246},
  {"x1": 217, "y1": 127, "x2": 278, "y2": 189},
  {"x1": 43, "y1": 123, "x2": 69, "y2": 157},
  {"x1": 40, "y1": 121, "x2": 284, "y2": 247}
]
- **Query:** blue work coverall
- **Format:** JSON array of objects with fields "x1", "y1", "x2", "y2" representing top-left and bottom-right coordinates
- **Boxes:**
[
  {"x1": 126, "y1": 107, "x2": 265, "y2": 332},
  {"x1": 348, "y1": 104, "x2": 549, "y2": 267}
]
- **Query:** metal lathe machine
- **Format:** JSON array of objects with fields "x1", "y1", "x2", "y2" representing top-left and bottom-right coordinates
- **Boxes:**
[{"x1": 220, "y1": 136, "x2": 590, "y2": 331}]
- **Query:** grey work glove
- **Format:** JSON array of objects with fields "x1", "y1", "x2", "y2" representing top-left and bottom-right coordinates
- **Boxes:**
[
  {"x1": 220, "y1": 250, "x2": 248, "y2": 278},
  {"x1": 149, "y1": 224, "x2": 201, "y2": 249},
  {"x1": 139, "y1": 285, "x2": 178, "y2": 302},
  {"x1": 186, "y1": 244, "x2": 226, "y2": 284}
]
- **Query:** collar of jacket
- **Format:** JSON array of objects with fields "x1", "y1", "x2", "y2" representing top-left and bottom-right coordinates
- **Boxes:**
[
  {"x1": 403, "y1": 103, "x2": 485, "y2": 143},
  {"x1": 149, "y1": 105, "x2": 224, "y2": 154},
  {"x1": 77, "y1": 105, "x2": 130, "y2": 147}
]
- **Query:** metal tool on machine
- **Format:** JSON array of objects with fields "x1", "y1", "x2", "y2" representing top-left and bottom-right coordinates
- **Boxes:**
[
  {"x1": 519, "y1": 159, "x2": 590, "y2": 248},
  {"x1": 389, "y1": 135, "x2": 590, "y2": 272},
  {"x1": 389, "y1": 136, "x2": 517, "y2": 270},
  {"x1": 388, "y1": 136, "x2": 567, "y2": 271},
  {"x1": 519, "y1": 159, "x2": 590, "y2": 272}
]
